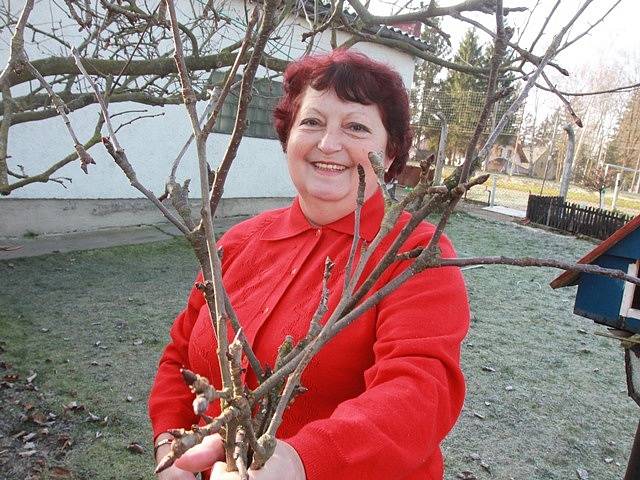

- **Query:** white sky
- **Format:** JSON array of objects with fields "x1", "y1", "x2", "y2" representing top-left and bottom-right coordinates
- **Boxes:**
[{"x1": 372, "y1": 0, "x2": 640, "y2": 121}]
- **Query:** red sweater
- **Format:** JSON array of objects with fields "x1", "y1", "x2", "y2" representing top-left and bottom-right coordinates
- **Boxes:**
[{"x1": 148, "y1": 190, "x2": 469, "y2": 480}]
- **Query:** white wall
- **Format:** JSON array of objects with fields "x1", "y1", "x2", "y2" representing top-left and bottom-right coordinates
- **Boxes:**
[{"x1": 0, "y1": 0, "x2": 415, "y2": 202}]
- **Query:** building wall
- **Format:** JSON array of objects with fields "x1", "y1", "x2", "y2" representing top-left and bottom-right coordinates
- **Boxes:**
[{"x1": 0, "y1": 1, "x2": 416, "y2": 235}]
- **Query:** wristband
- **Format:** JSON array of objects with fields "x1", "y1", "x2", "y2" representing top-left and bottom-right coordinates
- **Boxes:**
[{"x1": 154, "y1": 438, "x2": 173, "y2": 459}]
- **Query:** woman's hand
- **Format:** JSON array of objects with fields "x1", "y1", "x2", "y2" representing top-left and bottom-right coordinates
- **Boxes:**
[
  {"x1": 155, "y1": 433, "x2": 224, "y2": 480},
  {"x1": 176, "y1": 438, "x2": 305, "y2": 480}
]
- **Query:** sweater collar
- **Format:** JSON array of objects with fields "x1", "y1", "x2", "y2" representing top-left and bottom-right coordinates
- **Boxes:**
[{"x1": 261, "y1": 189, "x2": 384, "y2": 242}]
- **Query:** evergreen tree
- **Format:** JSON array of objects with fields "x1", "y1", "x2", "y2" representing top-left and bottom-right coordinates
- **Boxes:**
[
  {"x1": 443, "y1": 29, "x2": 485, "y2": 94},
  {"x1": 441, "y1": 28, "x2": 486, "y2": 162}
]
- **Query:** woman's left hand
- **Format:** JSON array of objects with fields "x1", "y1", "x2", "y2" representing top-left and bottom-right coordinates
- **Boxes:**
[{"x1": 177, "y1": 438, "x2": 305, "y2": 480}]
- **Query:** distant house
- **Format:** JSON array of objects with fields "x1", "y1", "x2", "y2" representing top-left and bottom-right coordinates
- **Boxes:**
[
  {"x1": 486, "y1": 141, "x2": 530, "y2": 175},
  {"x1": 529, "y1": 145, "x2": 559, "y2": 180},
  {"x1": 550, "y1": 214, "x2": 640, "y2": 334}
]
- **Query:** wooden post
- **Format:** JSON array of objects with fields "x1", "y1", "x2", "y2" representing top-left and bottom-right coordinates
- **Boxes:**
[
  {"x1": 434, "y1": 112, "x2": 448, "y2": 185},
  {"x1": 612, "y1": 172, "x2": 622, "y2": 211},
  {"x1": 559, "y1": 124, "x2": 576, "y2": 199},
  {"x1": 624, "y1": 419, "x2": 640, "y2": 480},
  {"x1": 490, "y1": 175, "x2": 497, "y2": 207}
]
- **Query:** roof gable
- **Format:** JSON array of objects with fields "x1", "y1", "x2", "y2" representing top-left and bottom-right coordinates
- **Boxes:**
[{"x1": 550, "y1": 213, "x2": 640, "y2": 288}]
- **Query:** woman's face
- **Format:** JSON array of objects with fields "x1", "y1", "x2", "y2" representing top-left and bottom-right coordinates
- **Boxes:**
[{"x1": 286, "y1": 86, "x2": 393, "y2": 224}]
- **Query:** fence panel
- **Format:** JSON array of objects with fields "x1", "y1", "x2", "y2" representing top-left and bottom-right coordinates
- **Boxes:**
[{"x1": 526, "y1": 195, "x2": 632, "y2": 240}]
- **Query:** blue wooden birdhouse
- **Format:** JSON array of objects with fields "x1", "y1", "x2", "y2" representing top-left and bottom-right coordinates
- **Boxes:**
[{"x1": 551, "y1": 215, "x2": 640, "y2": 334}]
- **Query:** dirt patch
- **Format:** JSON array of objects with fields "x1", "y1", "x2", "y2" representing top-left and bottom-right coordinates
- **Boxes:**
[{"x1": 0, "y1": 348, "x2": 76, "y2": 479}]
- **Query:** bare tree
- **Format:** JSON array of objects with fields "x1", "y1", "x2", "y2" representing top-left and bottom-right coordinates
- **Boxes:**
[{"x1": 1, "y1": 0, "x2": 637, "y2": 478}]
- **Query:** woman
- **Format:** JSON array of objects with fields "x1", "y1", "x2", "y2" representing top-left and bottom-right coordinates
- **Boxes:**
[{"x1": 149, "y1": 49, "x2": 469, "y2": 480}]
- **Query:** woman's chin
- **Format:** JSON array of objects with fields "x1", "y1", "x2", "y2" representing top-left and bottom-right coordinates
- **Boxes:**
[{"x1": 301, "y1": 184, "x2": 352, "y2": 206}]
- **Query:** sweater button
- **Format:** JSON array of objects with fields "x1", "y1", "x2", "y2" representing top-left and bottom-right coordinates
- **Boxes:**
[
  {"x1": 290, "y1": 268, "x2": 297, "y2": 275},
  {"x1": 315, "y1": 229, "x2": 321, "y2": 237}
]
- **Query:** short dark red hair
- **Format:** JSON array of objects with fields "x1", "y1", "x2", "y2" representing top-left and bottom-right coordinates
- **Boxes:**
[{"x1": 273, "y1": 49, "x2": 412, "y2": 181}]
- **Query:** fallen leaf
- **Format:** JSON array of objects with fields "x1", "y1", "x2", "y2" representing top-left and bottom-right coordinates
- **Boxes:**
[
  {"x1": 473, "y1": 411, "x2": 485, "y2": 420},
  {"x1": 23, "y1": 432, "x2": 37, "y2": 442},
  {"x1": 0, "y1": 361, "x2": 10, "y2": 369},
  {"x1": 41, "y1": 328, "x2": 49, "y2": 333},
  {"x1": 3, "y1": 374, "x2": 19, "y2": 382},
  {"x1": 604, "y1": 458, "x2": 613, "y2": 464},
  {"x1": 577, "y1": 328, "x2": 588, "y2": 334},
  {"x1": 12, "y1": 430, "x2": 26, "y2": 439},
  {"x1": 576, "y1": 468, "x2": 589, "y2": 480},
  {"x1": 126, "y1": 395, "x2": 133, "y2": 402},
  {"x1": 57, "y1": 434, "x2": 72, "y2": 450},
  {"x1": 18, "y1": 450, "x2": 36, "y2": 457},
  {"x1": 29, "y1": 411, "x2": 47, "y2": 425},
  {"x1": 481, "y1": 366, "x2": 496, "y2": 372},
  {"x1": 480, "y1": 461, "x2": 491, "y2": 472},
  {"x1": 49, "y1": 466, "x2": 72, "y2": 478},
  {"x1": 133, "y1": 339, "x2": 143, "y2": 346},
  {"x1": 505, "y1": 385, "x2": 514, "y2": 391},
  {"x1": 127, "y1": 442, "x2": 145, "y2": 454},
  {"x1": 23, "y1": 441, "x2": 36, "y2": 450},
  {"x1": 457, "y1": 471, "x2": 477, "y2": 480},
  {"x1": 95, "y1": 431, "x2": 102, "y2": 439},
  {"x1": 469, "y1": 453, "x2": 481, "y2": 461},
  {"x1": 64, "y1": 401, "x2": 85, "y2": 412},
  {"x1": 27, "y1": 372, "x2": 37, "y2": 383},
  {"x1": 86, "y1": 412, "x2": 100, "y2": 422}
]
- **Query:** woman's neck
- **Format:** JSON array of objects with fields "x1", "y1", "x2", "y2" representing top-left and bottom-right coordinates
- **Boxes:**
[{"x1": 298, "y1": 189, "x2": 378, "y2": 226}]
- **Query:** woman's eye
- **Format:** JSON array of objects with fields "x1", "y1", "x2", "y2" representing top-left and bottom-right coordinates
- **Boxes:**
[
  {"x1": 300, "y1": 118, "x2": 320, "y2": 127},
  {"x1": 349, "y1": 123, "x2": 370, "y2": 133}
]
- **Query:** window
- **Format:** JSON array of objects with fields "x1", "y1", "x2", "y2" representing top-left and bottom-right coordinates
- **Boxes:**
[
  {"x1": 620, "y1": 261, "x2": 640, "y2": 319},
  {"x1": 211, "y1": 73, "x2": 282, "y2": 140}
]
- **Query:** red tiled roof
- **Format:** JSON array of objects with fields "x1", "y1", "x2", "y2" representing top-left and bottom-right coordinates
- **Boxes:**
[{"x1": 550, "y1": 214, "x2": 640, "y2": 288}]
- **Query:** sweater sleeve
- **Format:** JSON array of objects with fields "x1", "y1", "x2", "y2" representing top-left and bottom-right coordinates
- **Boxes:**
[
  {"x1": 148, "y1": 270, "x2": 206, "y2": 439},
  {"x1": 147, "y1": 221, "x2": 254, "y2": 440},
  {"x1": 286, "y1": 233, "x2": 469, "y2": 480}
]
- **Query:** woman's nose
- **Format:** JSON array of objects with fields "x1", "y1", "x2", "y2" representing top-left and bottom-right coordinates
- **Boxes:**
[{"x1": 317, "y1": 128, "x2": 342, "y2": 154}]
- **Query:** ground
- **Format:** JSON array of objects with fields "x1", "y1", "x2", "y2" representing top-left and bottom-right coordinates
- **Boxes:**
[{"x1": 0, "y1": 211, "x2": 637, "y2": 480}]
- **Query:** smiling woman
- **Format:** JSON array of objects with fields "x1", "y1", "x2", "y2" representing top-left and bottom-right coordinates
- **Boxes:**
[{"x1": 149, "y1": 50, "x2": 469, "y2": 480}]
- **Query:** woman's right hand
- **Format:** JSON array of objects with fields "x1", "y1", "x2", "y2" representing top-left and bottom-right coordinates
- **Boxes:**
[
  {"x1": 156, "y1": 432, "x2": 226, "y2": 479},
  {"x1": 155, "y1": 433, "x2": 196, "y2": 480}
]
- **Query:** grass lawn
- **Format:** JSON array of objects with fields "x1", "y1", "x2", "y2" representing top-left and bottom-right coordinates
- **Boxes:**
[
  {"x1": 0, "y1": 212, "x2": 637, "y2": 479},
  {"x1": 442, "y1": 167, "x2": 640, "y2": 216}
]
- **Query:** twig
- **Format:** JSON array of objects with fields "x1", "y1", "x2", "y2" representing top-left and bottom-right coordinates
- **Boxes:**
[
  {"x1": 343, "y1": 165, "x2": 365, "y2": 295},
  {"x1": 540, "y1": 71, "x2": 582, "y2": 127}
]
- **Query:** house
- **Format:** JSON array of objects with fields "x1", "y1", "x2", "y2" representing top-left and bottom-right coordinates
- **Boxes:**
[
  {"x1": 486, "y1": 141, "x2": 530, "y2": 175},
  {"x1": 0, "y1": 1, "x2": 423, "y2": 237},
  {"x1": 550, "y1": 214, "x2": 640, "y2": 334}
]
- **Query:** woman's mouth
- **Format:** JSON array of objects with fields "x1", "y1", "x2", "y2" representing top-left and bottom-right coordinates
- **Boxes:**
[{"x1": 312, "y1": 162, "x2": 347, "y2": 173}]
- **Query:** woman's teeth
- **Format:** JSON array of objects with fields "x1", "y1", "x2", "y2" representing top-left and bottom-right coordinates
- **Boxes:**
[{"x1": 313, "y1": 162, "x2": 346, "y2": 171}]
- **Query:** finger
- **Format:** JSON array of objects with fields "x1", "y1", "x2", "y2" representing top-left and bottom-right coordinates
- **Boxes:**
[{"x1": 174, "y1": 434, "x2": 225, "y2": 472}]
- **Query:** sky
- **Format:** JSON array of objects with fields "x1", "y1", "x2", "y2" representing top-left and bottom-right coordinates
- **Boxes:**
[{"x1": 372, "y1": 0, "x2": 640, "y2": 120}]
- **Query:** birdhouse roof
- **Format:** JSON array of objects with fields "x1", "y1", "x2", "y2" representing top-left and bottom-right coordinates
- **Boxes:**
[{"x1": 550, "y1": 213, "x2": 640, "y2": 289}]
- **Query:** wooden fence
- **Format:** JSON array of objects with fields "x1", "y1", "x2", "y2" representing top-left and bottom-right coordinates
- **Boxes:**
[{"x1": 526, "y1": 195, "x2": 633, "y2": 240}]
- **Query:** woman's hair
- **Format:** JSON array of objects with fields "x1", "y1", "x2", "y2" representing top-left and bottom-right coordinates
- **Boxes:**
[{"x1": 273, "y1": 49, "x2": 412, "y2": 181}]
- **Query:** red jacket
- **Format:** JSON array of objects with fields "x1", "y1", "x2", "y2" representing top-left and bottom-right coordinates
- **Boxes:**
[{"x1": 148, "y1": 190, "x2": 469, "y2": 480}]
